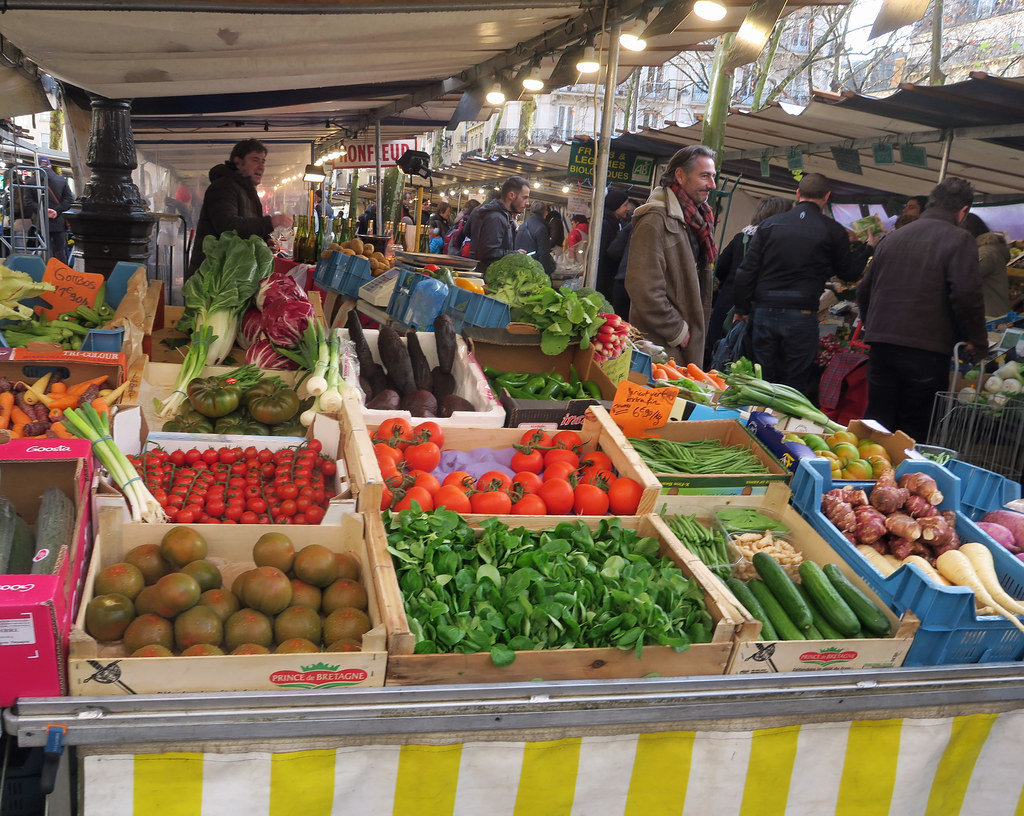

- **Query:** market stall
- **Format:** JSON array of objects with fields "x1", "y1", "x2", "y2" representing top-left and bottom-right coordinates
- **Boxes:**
[{"x1": 4, "y1": 241, "x2": 1024, "y2": 816}]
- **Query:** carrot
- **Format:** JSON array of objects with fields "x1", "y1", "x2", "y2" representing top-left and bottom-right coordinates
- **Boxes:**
[
  {"x1": 11, "y1": 405, "x2": 33, "y2": 427},
  {"x1": 49, "y1": 422, "x2": 75, "y2": 439},
  {"x1": 91, "y1": 396, "x2": 110, "y2": 417},
  {"x1": 706, "y1": 369, "x2": 728, "y2": 390},
  {"x1": 685, "y1": 363, "x2": 719, "y2": 388},
  {"x1": 64, "y1": 375, "x2": 112, "y2": 398},
  {"x1": 45, "y1": 394, "x2": 82, "y2": 411},
  {"x1": 652, "y1": 367, "x2": 668, "y2": 381},
  {"x1": 0, "y1": 391, "x2": 14, "y2": 431},
  {"x1": 48, "y1": 381, "x2": 67, "y2": 395},
  {"x1": 48, "y1": 407, "x2": 65, "y2": 422},
  {"x1": 10, "y1": 423, "x2": 25, "y2": 438}
]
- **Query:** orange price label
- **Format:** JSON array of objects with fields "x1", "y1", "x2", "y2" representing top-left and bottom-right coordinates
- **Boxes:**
[
  {"x1": 608, "y1": 381, "x2": 678, "y2": 437},
  {"x1": 35, "y1": 258, "x2": 105, "y2": 318}
]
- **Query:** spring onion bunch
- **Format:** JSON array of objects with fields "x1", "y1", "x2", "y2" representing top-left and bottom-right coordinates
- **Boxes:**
[
  {"x1": 158, "y1": 324, "x2": 214, "y2": 418},
  {"x1": 719, "y1": 358, "x2": 844, "y2": 433},
  {"x1": 62, "y1": 404, "x2": 167, "y2": 523},
  {"x1": 278, "y1": 320, "x2": 352, "y2": 424}
]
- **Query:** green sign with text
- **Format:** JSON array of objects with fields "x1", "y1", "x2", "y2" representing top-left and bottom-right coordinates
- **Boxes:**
[{"x1": 567, "y1": 141, "x2": 656, "y2": 185}]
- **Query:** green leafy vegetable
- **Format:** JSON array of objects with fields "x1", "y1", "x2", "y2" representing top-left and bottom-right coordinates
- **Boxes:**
[
  {"x1": 514, "y1": 286, "x2": 605, "y2": 355},
  {"x1": 383, "y1": 510, "x2": 713, "y2": 666},
  {"x1": 483, "y1": 254, "x2": 550, "y2": 309},
  {"x1": 0, "y1": 264, "x2": 56, "y2": 321}
]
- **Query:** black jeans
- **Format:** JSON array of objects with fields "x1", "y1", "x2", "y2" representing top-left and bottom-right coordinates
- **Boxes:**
[
  {"x1": 751, "y1": 307, "x2": 819, "y2": 394},
  {"x1": 865, "y1": 342, "x2": 950, "y2": 442}
]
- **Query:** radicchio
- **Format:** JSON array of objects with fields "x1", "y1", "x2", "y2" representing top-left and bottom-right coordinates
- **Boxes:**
[
  {"x1": 256, "y1": 270, "x2": 306, "y2": 310},
  {"x1": 245, "y1": 338, "x2": 299, "y2": 370},
  {"x1": 261, "y1": 297, "x2": 314, "y2": 348},
  {"x1": 238, "y1": 306, "x2": 265, "y2": 349}
]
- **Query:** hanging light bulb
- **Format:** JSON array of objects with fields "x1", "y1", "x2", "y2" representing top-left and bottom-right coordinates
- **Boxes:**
[
  {"x1": 694, "y1": 0, "x2": 727, "y2": 21},
  {"x1": 619, "y1": 19, "x2": 648, "y2": 52},
  {"x1": 522, "y1": 65, "x2": 545, "y2": 92},
  {"x1": 576, "y1": 45, "x2": 600, "y2": 74},
  {"x1": 485, "y1": 82, "x2": 506, "y2": 105},
  {"x1": 533, "y1": 181, "x2": 541, "y2": 189},
  {"x1": 561, "y1": 185, "x2": 570, "y2": 193}
]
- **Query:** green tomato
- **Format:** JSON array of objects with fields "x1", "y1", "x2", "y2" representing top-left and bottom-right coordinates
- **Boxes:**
[
  {"x1": 187, "y1": 377, "x2": 242, "y2": 418},
  {"x1": 161, "y1": 409, "x2": 215, "y2": 434},
  {"x1": 245, "y1": 380, "x2": 301, "y2": 425},
  {"x1": 213, "y1": 411, "x2": 250, "y2": 435}
]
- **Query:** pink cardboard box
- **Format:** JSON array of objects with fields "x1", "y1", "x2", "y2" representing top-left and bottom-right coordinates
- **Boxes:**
[{"x1": 0, "y1": 437, "x2": 92, "y2": 705}]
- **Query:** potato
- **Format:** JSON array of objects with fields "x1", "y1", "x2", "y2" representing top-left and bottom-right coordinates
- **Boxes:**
[
  {"x1": 371, "y1": 266, "x2": 388, "y2": 278},
  {"x1": 328, "y1": 243, "x2": 343, "y2": 252},
  {"x1": 320, "y1": 250, "x2": 332, "y2": 260},
  {"x1": 369, "y1": 259, "x2": 381, "y2": 272},
  {"x1": 372, "y1": 252, "x2": 385, "y2": 264},
  {"x1": 340, "y1": 248, "x2": 355, "y2": 256},
  {"x1": 362, "y1": 245, "x2": 375, "y2": 257}
]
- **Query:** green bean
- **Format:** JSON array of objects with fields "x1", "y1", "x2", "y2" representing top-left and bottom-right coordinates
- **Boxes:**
[{"x1": 629, "y1": 437, "x2": 768, "y2": 475}]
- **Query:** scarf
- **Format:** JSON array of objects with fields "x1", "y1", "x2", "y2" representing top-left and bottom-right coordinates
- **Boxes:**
[{"x1": 671, "y1": 183, "x2": 717, "y2": 266}]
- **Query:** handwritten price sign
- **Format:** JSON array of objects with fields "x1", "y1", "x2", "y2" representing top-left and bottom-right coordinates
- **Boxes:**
[
  {"x1": 36, "y1": 258, "x2": 104, "y2": 318},
  {"x1": 609, "y1": 381, "x2": 678, "y2": 437}
]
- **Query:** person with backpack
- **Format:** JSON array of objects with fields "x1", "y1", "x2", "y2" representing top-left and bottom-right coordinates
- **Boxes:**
[
  {"x1": 514, "y1": 201, "x2": 556, "y2": 276},
  {"x1": 445, "y1": 199, "x2": 479, "y2": 256}
]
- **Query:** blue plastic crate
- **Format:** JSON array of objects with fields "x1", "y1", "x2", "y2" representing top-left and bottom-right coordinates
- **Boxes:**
[
  {"x1": 790, "y1": 457, "x2": 1024, "y2": 664},
  {"x1": 629, "y1": 348, "x2": 653, "y2": 384},
  {"x1": 444, "y1": 285, "x2": 511, "y2": 332},
  {"x1": 337, "y1": 255, "x2": 373, "y2": 299},
  {"x1": 313, "y1": 251, "x2": 346, "y2": 292},
  {"x1": 81, "y1": 327, "x2": 125, "y2": 352},
  {"x1": 945, "y1": 458, "x2": 1022, "y2": 522},
  {"x1": 387, "y1": 267, "x2": 450, "y2": 330}
]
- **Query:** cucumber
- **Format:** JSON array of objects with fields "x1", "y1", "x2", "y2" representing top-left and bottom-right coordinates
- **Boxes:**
[
  {"x1": 6, "y1": 515, "x2": 34, "y2": 575},
  {"x1": 0, "y1": 496, "x2": 16, "y2": 574},
  {"x1": 752, "y1": 552, "x2": 812, "y2": 630},
  {"x1": 798, "y1": 561, "x2": 862, "y2": 637},
  {"x1": 823, "y1": 563, "x2": 892, "y2": 636},
  {"x1": 726, "y1": 577, "x2": 778, "y2": 641},
  {"x1": 794, "y1": 581, "x2": 845, "y2": 639},
  {"x1": 748, "y1": 578, "x2": 804, "y2": 641},
  {"x1": 30, "y1": 487, "x2": 76, "y2": 576}
]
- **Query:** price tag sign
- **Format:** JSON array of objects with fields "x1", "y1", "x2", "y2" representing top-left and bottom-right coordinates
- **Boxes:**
[
  {"x1": 36, "y1": 258, "x2": 105, "y2": 318},
  {"x1": 609, "y1": 381, "x2": 677, "y2": 437}
]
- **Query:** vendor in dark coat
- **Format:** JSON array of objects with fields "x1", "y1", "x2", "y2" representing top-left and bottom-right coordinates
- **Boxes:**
[
  {"x1": 187, "y1": 139, "x2": 292, "y2": 279},
  {"x1": 859, "y1": 177, "x2": 987, "y2": 442}
]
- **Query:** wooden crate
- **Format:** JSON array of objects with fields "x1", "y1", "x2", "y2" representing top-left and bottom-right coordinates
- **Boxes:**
[
  {"x1": 366, "y1": 512, "x2": 758, "y2": 685},
  {"x1": 656, "y1": 484, "x2": 919, "y2": 674},
  {"x1": 356, "y1": 402, "x2": 663, "y2": 517},
  {"x1": 68, "y1": 510, "x2": 387, "y2": 694}
]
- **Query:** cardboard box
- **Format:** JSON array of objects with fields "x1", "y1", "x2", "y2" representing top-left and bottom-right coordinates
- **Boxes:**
[
  {"x1": 469, "y1": 337, "x2": 621, "y2": 428},
  {"x1": 634, "y1": 419, "x2": 790, "y2": 494},
  {"x1": 92, "y1": 406, "x2": 380, "y2": 530},
  {"x1": 355, "y1": 401, "x2": 663, "y2": 517},
  {"x1": 0, "y1": 347, "x2": 126, "y2": 394},
  {"x1": 0, "y1": 437, "x2": 92, "y2": 706},
  {"x1": 67, "y1": 510, "x2": 386, "y2": 694},
  {"x1": 342, "y1": 328, "x2": 506, "y2": 427},
  {"x1": 750, "y1": 413, "x2": 923, "y2": 477},
  {"x1": 366, "y1": 513, "x2": 758, "y2": 685},
  {"x1": 655, "y1": 484, "x2": 918, "y2": 674}
]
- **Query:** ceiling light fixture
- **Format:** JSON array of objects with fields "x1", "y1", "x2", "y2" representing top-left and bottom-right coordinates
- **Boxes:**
[
  {"x1": 576, "y1": 45, "x2": 600, "y2": 74},
  {"x1": 533, "y1": 181, "x2": 541, "y2": 188},
  {"x1": 619, "y1": 18, "x2": 648, "y2": 52},
  {"x1": 694, "y1": 0, "x2": 727, "y2": 21},
  {"x1": 561, "y1": 185, "x2": 570, "y2": 193},
  {"x1": 302, "y1": 164, "x2": 326, "y2": 183},
  {"x1": 522, "y1": 65, "x2": 545, "y2": 92},
  {"x1": 485, "y1": 82, "x2": 506, "y2": 105}
]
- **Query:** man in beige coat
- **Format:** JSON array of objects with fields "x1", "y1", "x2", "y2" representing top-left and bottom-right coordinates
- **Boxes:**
[{"x1": 625, "y1": 146, "x2": 718, "y2": 366}]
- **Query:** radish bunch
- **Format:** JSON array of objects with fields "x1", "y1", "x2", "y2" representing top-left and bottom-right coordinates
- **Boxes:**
[{"x1": 592, "y1": 313, "x2": 630, "y2": 362}]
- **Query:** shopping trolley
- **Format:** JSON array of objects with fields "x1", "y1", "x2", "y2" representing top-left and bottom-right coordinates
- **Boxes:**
[{"x1": 927, "y1": 341, "x2": 1024, "y2": 479}]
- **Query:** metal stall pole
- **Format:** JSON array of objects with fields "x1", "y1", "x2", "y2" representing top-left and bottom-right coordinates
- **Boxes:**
[
  {"x1": 375, "y1": 122, "x2": 384, "y2": 233},
  {"x1": 938, "y1": 131, "x2": 954, "y2": 182},
  {"x1": 584, "y1": 22, "x2": 622, "y2": 291}
]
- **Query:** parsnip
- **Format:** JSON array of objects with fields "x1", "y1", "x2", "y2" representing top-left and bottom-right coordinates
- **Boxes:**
[
  {"x1": 936, "y1": 549, "x2": 1024, "y2": 634},
  {"x1": 901, "y1": 555, "x2": 951, "y2": 586},
  {"x1": 857, "y1": 545, "x2": 897, "y2": 576},
  {"x1": 959, "y1": 542, "x2": 1024, "y2": 616}
]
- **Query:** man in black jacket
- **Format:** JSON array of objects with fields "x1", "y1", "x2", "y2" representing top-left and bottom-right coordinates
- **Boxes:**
[
  {"x1": 470, "y1": 175, "x2": 530, "y2": 274},
  {"x1": 187, "y1": 139, "x2": 292, "y2": 279},
  {"x1": 513, "y1": 201, "x2": 555, "y2": 275},
  {"x1": 734, "y1": 173, "x2": 876, "y2": 393},
  {"x1": 38, "y1": 157, "x2": 75, "y2": 264}
]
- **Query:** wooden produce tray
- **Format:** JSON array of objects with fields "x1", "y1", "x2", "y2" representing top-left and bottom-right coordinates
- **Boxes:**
[
  {"x1": 356, "y1": 401, "x2": 662, "y2": 517},
  {"x1": 366, "y1": 513, "x2": 758, "y2": 685},
  {"x1": 68, "y1": 510, "x2": 387, "y2": 695}
]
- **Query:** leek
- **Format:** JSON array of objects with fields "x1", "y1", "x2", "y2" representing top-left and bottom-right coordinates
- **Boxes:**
[{"x1": 719, "y1": 358, "x2": 844, "y2": 433}]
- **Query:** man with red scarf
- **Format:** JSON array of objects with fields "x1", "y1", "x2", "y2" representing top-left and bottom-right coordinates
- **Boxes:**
[
  {"x1": 733, "y1": 173, "x2": 875, "y2": 394},
  {"x1": 625, "y1": 145, "x2": 718, "y2": 366}
]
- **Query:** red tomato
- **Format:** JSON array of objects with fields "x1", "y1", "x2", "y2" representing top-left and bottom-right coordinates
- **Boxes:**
[
  {"x1": 543, "y1": 461, "x2": 577, "y2": 483},
  {"x1": 573, "y1": 483, "x2": 610, "y2": 515},
  {"x1": 520, "y1": 429, "x2": 553, "y2": 449},
  {"x1": 404, "y1": 441, "x2": 441, "y2": 473},
  {"x1": 433, "y1": 485, "x2": 472, "y2": 513},
  {"x1": 580, "y1": 451, "x2": 613, "y2": 471},
  {"x1": 608, "y1": 477, "x2": 644, "y2": 515},
  {"x1": 470, "y1": 491, "x2": 512, "y2": 515},
  {"x1": 320, "y1": 460, "x2": 337, "y2": 477},
  {"x1": 408, "y1": 469, "x2": 441, "y2": 495},
  {"x1": 537, "y1": 479, "x2": 574, "y2": 514},
  {"x1": 306, "y1": 439, "x2": 323, "y2": 453},
  {"x1": 374, "y1": 442, "x2": 404, "y2": 465},
  {"x1": 512, "y1": 471, "x2": 543, "y2": 494},
  {"x1": 374, "y1": 418, "x2": 414, "y2": 449},
  {"x1": 543, "y1": 448, "x2": 579, "y2": 469},
  {"x1": 510, "y1": 449, "x2": 544, "y2": 474},
  {"x1": 305, "y1": 505, "x2": 326, "y2": 524},
  {"x1": 442, "y1": 471, "x2": 475, "y2": 493},
  {"x1": 395, "y1": 486, "x2": 435, "y2": 512},
  {"x1": 581, "y1": 466, "x2": 616, "y2": 489},
  {"x1": 552, "y1": 430, "x2": 583, "y2": 451},
  {"x1": 169, "y1": 449, "x2": 186, "y2": 467},
  {"x1": 376, "y1": 457, "x2": 400, "y2": 481},
  {"x1": 413, "y1": 421, "x2": 444, "y2": 449},
  {"x1": 475, "y1": 471, "x2": 512, "y2": 493},
  {"x1": 278, "y1": 483, "x2": 299, "y2": 500},
  {"x1": 380, "y1": 485, "x2": 394, "y2": 510},
  {"x1": 512, "y1": 494, "x2": 547, "y2": 515}
]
